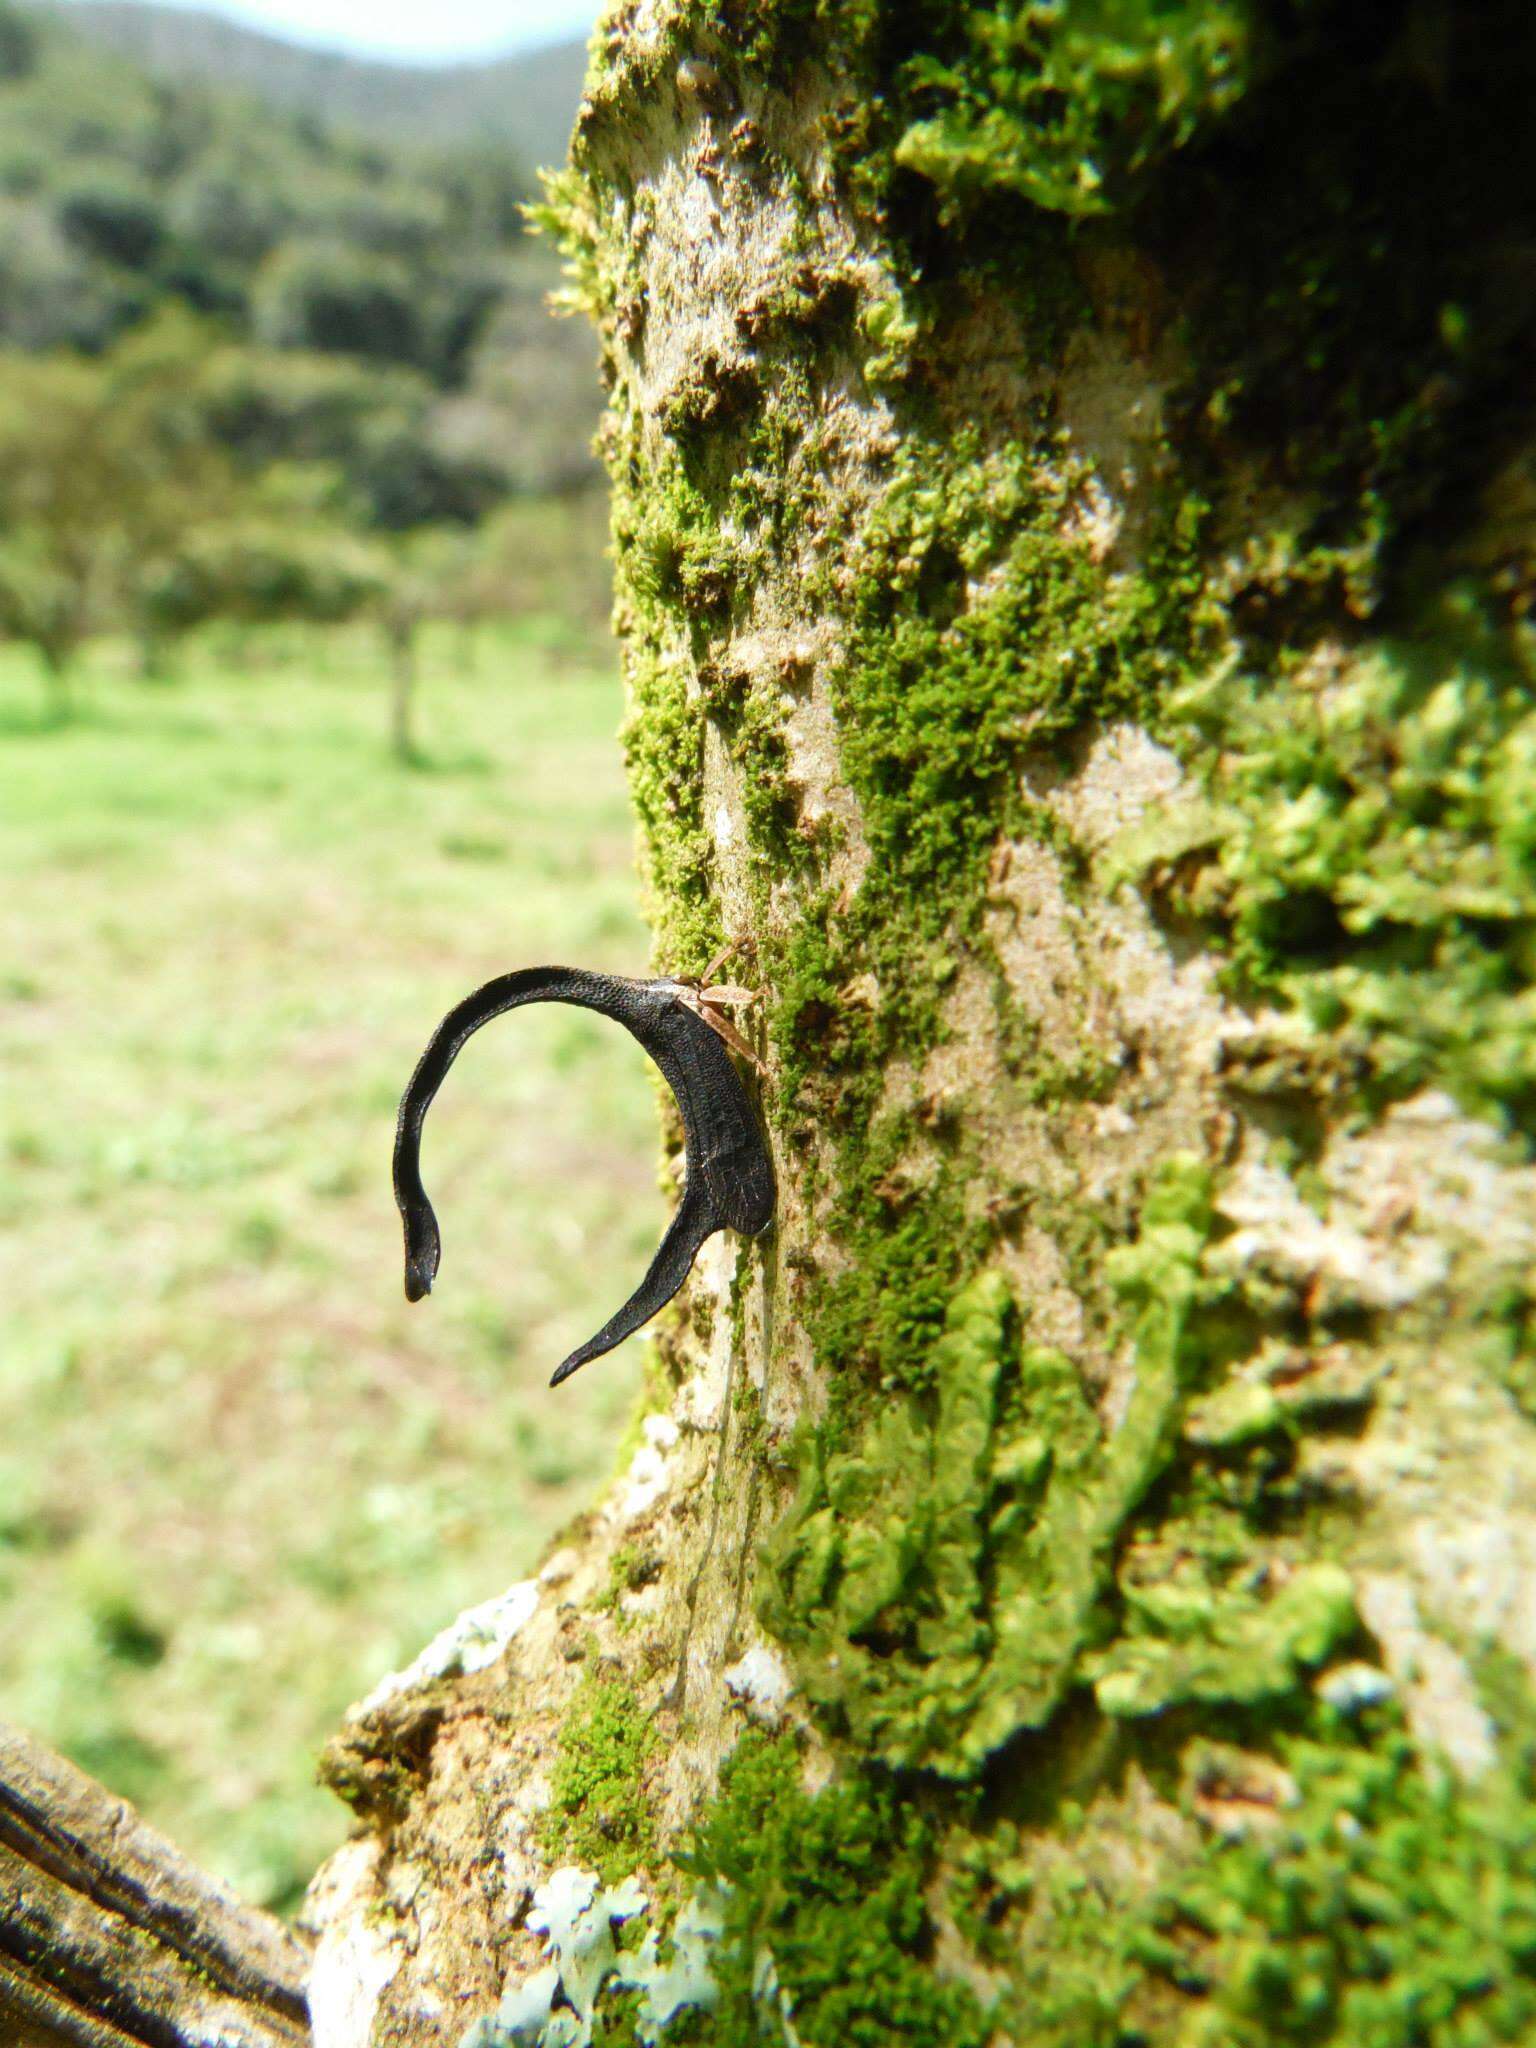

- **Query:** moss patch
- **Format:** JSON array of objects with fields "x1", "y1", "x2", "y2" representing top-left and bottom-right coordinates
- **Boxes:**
[
  {"x1": 675, "y1": 1730, "x2": 988, "y2": 2048},
  {"x1": 758, "y1": 1160, "x2": 1350, "y2": 1772},
  {"x1": 540, "y1": 1677, "x2": 660, "y2": 1886},
  {"x1": 1124, "y1": 615, "x2": 1536, "y2": 1130},
  {"x1": 892, "y1": 0, "x2": 1283, "y2": 218},
  {"x1": 1138, "y1": 1715, "x2": 1536, "y2": 2045}
]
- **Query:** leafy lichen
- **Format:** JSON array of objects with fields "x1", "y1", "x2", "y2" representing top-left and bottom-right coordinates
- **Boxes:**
[
  {"x1": 763, "y1": 1160, "x2": 1352, "y2": 1769},
  {"x1": 1130, "y1": 618, "x2": 1536, "y2": 1128}
]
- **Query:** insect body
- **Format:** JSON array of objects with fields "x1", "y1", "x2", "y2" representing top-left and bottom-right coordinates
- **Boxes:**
[
  {"x1": 669, "y1": 940, "x2": 765, "y2": 1073},
  {"x1": 393, "y1": 964, "x2": 774, "y2": 1387}
]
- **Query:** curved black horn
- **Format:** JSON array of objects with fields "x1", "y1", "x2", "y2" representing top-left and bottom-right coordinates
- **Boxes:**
[{"x1": 392, "y1": 967, "x2": 774, "y2": 1386}]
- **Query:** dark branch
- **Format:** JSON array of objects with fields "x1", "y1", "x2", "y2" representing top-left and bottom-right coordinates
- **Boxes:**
[{"x1": 0, "y1": 1720, "x2": 309, "y2": 2048}]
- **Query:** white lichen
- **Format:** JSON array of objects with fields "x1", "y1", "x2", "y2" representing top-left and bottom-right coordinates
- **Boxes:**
[
  {"x1": 459, "y1": 1868, "x2": 727, "y2": 2048},
  {"x1": 354, "y1": 1580, "x2": 541, "y2": 1714}
]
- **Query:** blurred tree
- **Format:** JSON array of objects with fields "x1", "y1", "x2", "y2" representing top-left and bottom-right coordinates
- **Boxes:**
[
  {"x1": 425, "y1": 261, "x2": 504, "y2": 389},
  {"x1": 130, "y1": 458, "x2": 387, "y2": 673},
  {"x1": 106, "y1": 318, "x2": 247, "y2": 673},
  {"x1": 56, "y1": 170, "x2": 166, "y2": 269},
  {"x1": 459, "y1": 490, "x2": 611, "y2": 639},
  {"x1": 436, "y1": 144, "x2": 530, "y2": 244},
  {"x1": 304, "y1": 187, "x2": 445, "y2": 263},
  {"x1": 431, "y1": 249, "x2": 602, "y2": 497},
  {"x1": 193, "y1": 343, "x2": 418, "y2": 469},
  {"x1": 169, "y1": 340, "x2": 498, "y2": 531},
  {"x1": 372, "y1": 526, "x2": 476, "y2": 762},
  {"x1": 0, "y1": 1, "x2": 36, "y2": 81},
  {"x1": 166, "y1": 161, "x2": 292, "y2": 268},
  {"x1": 349, "y1": 417, "x2": 502, "y2": 532},
  {"x1": 139, "y1": 517, "x2": 385, "y2": 656},
  {"x1": 0, "y1": 315, "x2": 235, "y2": 701},
  {"x1": 253, "y1": 240, "x2": 421, "y2": 365},
  {"x1": 0, "y1": 198, "x2": 144, "y2": 351},
  {"x1": 0, "y1": 353, "x2": 126, "y2": 710}
]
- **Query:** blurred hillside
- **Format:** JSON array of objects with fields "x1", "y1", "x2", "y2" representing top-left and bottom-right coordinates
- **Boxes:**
[
  {"x1": 0, "y1": 1, "x2": 597, "y2": 487},
  {"x1": 38, "y1": 2, "x2": 589, "y2": 165},
  {"x1": 0, "y1": 0, "x2": 605, "y2": 708}
]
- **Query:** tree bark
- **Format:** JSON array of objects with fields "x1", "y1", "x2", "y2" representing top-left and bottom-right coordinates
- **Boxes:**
[
  {"x1": 306, "y1": 7, "x2": 1536, "y2": 2044},
  {"x1": 0, "y1": 1720, "x2": 309, "y2": 2048}
]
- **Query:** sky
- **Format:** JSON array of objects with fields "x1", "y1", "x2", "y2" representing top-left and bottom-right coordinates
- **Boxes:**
[{"x1": 66, "y1": 0, "x2": 603, "y2": 63}]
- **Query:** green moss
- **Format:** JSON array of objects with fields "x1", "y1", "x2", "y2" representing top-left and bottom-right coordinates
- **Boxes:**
[
  {"x1": 762, "y1": 1161, "x2": 1235, "y2": 1772},
  {"x1": 835, "y1": 433, "x2": 1202, "y2": 939},
  {"x1": 932, "y1": 1688, "x2": 1536, "y2": 2047},
  {"x1": 1136, "y1": 1717, "x2": 1536, "y2": 2045},
  {"x1": 526, "y1": 166, "x2": 620, "y2": 326},
  {"x1": 675, "y1": 1731, "x2": 988, "y2": 2048},
  {"x1": 637, "y1": 1, "x2": 1327, "y2": 229},
  {"x1": 1134, "y1": 612, "x2": 1536, "y2": 1126},
  {"x1": 617, "y1": 644, "x2": 716, "y2": 972},
  {"x1": 593, "y1": 1545, "x2": 663, "y2": 1626},
  {"x1": 616, "y1": 462, "x2": 746, "y2": 622},
  {"x1": 540, "y1": 1677, "x2": 661, "y2": 1885},
  {"x1": 654, "y1": 352, "x2": 761, "y2": 441},
  {"x1": 755, "y1": 439, "x2": 1208, "y2": 1461},
  {"x1": 1477, "y1": 1277, "x2": 1536, "y2": 1425},
  {"x1": 893, "y1": 0, "x2": 1275, "y2": 218}
]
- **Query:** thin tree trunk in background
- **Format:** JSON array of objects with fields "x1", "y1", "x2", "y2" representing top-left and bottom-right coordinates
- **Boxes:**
[
  {"x1": 306, "y1": 7, "x2": 1536, "y2": 2043},
  {"x1": 135, "y1": 633, "x2": 170, "y2": 684},
  {"x1": 387, "y1": 620, "x2": 417, "y2": 764},
  {"x1": 37, "y1": 644, "x2": 72, "y2": 723}
]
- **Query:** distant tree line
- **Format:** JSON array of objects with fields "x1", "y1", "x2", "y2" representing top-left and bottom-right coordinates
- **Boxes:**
[
  {"x1": 0, "y1": 1, "x2": 606, "y2": 744},
  {"x1": 1, "y1": 4, "x2": 528, "y2": 374}
]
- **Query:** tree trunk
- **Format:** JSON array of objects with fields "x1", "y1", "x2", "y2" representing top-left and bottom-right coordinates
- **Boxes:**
[
  {"x1": 135, "y1": 632, "x2": 172, "y2": 685},
  {"x1": 37, "y1": 641, "x2": 73, "y2": 724},
  {"x1": 387, "y1": 620, "x2": 418, "y2": 765},
  {"x1": 306, "y1": 7, "x2": 1536, "y2": 2043}
]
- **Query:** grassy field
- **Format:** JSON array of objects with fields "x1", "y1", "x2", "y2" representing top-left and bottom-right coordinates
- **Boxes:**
[{"x1": 0, "y1": 620, "x2": 664, "y2": 1911}]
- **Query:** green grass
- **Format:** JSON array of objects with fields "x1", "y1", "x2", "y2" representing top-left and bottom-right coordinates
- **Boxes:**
[{"x1": 0, "y1": 619, "x2": 664, "y2": 1911}]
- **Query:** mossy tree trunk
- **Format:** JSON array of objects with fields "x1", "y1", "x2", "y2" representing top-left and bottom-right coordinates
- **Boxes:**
[{"x1": 306, "y1": 6, "x2": 1536, "y2": 2043}]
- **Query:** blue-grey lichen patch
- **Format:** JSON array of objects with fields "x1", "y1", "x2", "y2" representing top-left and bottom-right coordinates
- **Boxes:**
[
  {"x1": 621, "y1": 1888, "x2": 730, "y2": 2041},
  {"x1": 459, "y1": 1868, "x2": 725, "y2": 2048},
  {"x1": 458, "y1": 1866, "x2": 643, "y2": 2048}
]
